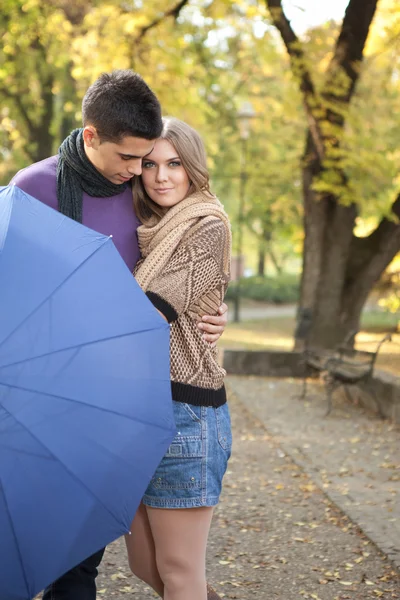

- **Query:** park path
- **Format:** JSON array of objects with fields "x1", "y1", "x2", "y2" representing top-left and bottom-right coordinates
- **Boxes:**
[{"x1": 95, "y1": 376, "x2": 400, "y2": 598}]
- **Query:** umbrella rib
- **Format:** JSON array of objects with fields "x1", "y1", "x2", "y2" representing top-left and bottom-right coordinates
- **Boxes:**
[
  {"x1": 0, "y1": 382, "x2": 174, "y2": 433},
  {"x1": 0, "y1": 324, "x2": 169, "y2": 370},
  {"x1": 0, "y1": 236, "x2": 112, "y2": 354},
  {"x1": 0, "y1": 479, "x2": 31, "y2": 598},
  {"x1": 0, "y1": 402, "x2": 140, "y2": 534}
]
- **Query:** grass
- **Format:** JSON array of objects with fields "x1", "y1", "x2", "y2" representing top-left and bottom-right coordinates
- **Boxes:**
[
  {"x1": 360, "y1": 310, "x2": 399, "y2": 332},
  {"x1": 220, "y1": 308, "x2": 400, "y2": 376}
]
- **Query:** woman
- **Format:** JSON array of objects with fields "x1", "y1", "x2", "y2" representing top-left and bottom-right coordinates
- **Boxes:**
[{"x1": 125, "y1": 117, "x2": 232, "y2": 600}]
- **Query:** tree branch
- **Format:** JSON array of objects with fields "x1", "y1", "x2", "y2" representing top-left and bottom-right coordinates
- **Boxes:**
[
  {"x1": 135, "y1": 0, "x2": 190, "y2": 45},
  {"x1": 347, "y1": 193, "x2": 400, "y2": 278},
  {"x1": 0, "y1": 86, "x2": 36, "y2": 135},
  {"x1": 265, "y1": 0, "x2": 325, "y2": 162},
  {"x1": 321, "y1": 0, "x2": 378, "y2": 138},
  {"x1": 325, "y1": 0, "x2": 379, "y2": 105}
]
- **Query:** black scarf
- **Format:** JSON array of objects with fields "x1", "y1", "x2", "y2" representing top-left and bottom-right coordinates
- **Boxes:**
[{"x1": 56, "y1": 129, "x2": 129, "y2": 223}]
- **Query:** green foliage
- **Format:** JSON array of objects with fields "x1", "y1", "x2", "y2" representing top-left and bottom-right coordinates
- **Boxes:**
[
  {"x1": 0, "y1": 0, "x2": 75, "y2": 171},
  {"x1": 226, "y1": 273, "x2": 300, "y2": 304},
  {"x1": 1, "y1": 0, "x2": 399, "y2": 290}
]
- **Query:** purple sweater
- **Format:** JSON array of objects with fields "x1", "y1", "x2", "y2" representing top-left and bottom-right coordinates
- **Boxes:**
[{"x1": 11, "y1": 156, "x2": 141, "y2": 271}]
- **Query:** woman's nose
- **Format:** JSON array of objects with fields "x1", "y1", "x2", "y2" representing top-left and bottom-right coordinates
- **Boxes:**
[{"x1": 155, "y1": 167, "x2": 168, "y2": 182}]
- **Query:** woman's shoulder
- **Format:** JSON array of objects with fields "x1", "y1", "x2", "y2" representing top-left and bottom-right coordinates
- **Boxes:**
[
  {"x1": 188, "y1": 214, "x2": 228, "y2": 239},
  {"x1": 180, "y1": 217, "x2": 230, "y2": 258}
]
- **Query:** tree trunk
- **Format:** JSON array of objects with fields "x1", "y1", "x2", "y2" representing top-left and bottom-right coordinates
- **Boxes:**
[
  {"x1": 265, "y1": 0, "x2": 397, "y2": 350},
  {"x1": 31, "y1": 72, "x2": 55, "y2": 162},
  {"x1": 268, "y1": 249, "x2": 283, "y2": 275},
  {"x1": 59, "y1": 67, "x2": 79, "y2": 141},
  {"x1": 257, "y1": 247, "x2": 266, "y2": 276}
]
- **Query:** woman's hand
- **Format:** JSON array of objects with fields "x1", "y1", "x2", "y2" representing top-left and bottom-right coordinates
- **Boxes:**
[{"x1": 197, "y1": 303, "x2": 228, "y2": 345}]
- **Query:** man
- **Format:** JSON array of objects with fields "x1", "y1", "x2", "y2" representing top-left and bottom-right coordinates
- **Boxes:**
[{"x1": 11, "y1": 69, "x2": 227, "y2": 600}]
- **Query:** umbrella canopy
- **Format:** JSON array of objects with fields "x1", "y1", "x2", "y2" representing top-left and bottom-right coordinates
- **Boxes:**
[{"x1": 0, "y1": 185, "x2": 175, "y2": 600}]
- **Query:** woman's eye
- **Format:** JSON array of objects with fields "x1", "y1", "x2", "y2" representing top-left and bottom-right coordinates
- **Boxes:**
[
  {"x1": 143, "y1": 161, "x2": 155, "y2": 168},
  {"x1": 169, "y1": 161, "x2": 181, "y2": 167}
]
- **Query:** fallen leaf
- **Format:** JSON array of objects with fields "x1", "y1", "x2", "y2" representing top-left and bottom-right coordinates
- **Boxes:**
[{"x1": 111, "y1": 573, "x2": 128, "y2": 581}]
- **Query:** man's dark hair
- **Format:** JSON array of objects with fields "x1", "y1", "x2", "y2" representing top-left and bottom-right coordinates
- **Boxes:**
[{"x1": 82, "y1": 70, "x2": 162, "y2": 142}]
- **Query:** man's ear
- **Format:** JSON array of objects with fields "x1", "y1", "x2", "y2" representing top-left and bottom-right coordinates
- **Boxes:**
[{"x1": 82, "y1": 126, "x2": 100, "y2": 149}]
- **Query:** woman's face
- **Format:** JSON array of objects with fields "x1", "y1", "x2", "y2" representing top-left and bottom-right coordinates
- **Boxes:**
[{"x1": 141, "y1": 139, "x2": 190, "y2": 208}]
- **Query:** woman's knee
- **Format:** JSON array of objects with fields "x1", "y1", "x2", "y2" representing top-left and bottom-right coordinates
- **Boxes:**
[{"x1": 156, "y1": 553, "x2": 204, "y2": 589}]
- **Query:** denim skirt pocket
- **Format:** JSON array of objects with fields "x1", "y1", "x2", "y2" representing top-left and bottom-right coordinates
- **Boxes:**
[
  {"x1": 215, "y1": 403, "x2": 232, "y2": 455},
  {"x1": 147, "y1": 401, "x2": 205, "y2": 491}
]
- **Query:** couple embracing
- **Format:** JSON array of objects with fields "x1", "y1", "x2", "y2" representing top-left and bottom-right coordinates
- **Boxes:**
[{"x1": 13, "y1": 70, "x2": 232, "y2": 600}]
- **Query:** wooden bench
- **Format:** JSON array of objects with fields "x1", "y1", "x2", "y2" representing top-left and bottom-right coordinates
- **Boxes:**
[{"x1": 300, "y1": 332, "x2": 392, "y2": 415}]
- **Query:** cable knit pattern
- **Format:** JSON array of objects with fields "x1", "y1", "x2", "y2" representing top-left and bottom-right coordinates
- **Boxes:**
[{"x1": 134, "y1": 192, "x2": 231, "y2": 407}]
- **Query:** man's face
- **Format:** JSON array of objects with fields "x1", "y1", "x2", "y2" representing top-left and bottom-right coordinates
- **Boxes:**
[{"x1": 83, "y1": 127, "x2": 155, "y2": 185}]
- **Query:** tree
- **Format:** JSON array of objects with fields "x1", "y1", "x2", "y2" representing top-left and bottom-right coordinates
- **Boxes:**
[
  {"x1": 0, "y1": 0, "x2": 81, "y2": 171},
  {"x1": 265, "y1": 0, "x2": 400, "y2": 349},
  {"x1": 0, "y1": 0, "x2": 192, "y2": 180}
]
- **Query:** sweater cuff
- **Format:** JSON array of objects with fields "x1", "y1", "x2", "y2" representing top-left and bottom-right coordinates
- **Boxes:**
[{"x1": 146, "y1": 291, "x2": 178, "y2": 323}]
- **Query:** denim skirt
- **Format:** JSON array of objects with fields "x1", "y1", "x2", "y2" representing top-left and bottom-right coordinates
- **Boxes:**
[{"x1": 143, "y1": 400, "x2": 232, "y2": 508}]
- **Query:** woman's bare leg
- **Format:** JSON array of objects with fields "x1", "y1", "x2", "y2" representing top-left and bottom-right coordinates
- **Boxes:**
[
  {"x1": 125, "y1": 502, "x2": 164, "y2": 596},
  {"x1": 146, "y1": 506, "x2": 214, "y2": 600}
]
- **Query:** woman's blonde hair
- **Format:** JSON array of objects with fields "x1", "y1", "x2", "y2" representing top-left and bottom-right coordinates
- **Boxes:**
[{"x1": 132, "y1": 117, "x2": 211, "y2": 223}]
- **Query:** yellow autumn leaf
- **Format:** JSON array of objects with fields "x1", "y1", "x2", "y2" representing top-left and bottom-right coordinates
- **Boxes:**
[{"x1": 300, "y1": 483, "x2": 316, "y2": 492}]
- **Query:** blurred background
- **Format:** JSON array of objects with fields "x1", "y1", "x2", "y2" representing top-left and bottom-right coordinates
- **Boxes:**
[{"x1": 1, "y1": 0, "x2": 399, "y2": 372}]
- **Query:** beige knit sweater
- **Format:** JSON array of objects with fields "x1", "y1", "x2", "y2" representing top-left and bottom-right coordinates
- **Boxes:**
[{"x1": 134, "y1": 192, "x2": 231, "y2": 407}]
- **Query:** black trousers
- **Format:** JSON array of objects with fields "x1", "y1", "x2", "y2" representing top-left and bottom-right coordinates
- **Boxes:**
[{"x1": 42, "y1": 548, "x2": 105, "y2": 600}]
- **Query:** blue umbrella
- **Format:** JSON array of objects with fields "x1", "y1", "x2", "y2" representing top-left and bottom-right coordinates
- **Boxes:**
[{"x1": 0, "y1": 185, "x2": 175, "y2": 600}]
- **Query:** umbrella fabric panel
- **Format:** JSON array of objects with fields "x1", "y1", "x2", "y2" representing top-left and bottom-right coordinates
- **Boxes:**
[
  {"x1": 0, "y1": 416, "x2": 31, "y2": 600},
  {"x1": 0, "y1": 387, "x2": 175, "y2": 599},
  {"x1": 0, "y1": 434, "x2": 130, "y2": 600},
  {"x1": 0, "y1": 185, "x2": 110, "y2": 349},
  {"x1": 0, "y1": 328, "x2": 173, "y2": 425},
  {"x1": 0, "y1": 237, "x2": 165, "y2": 368}
]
